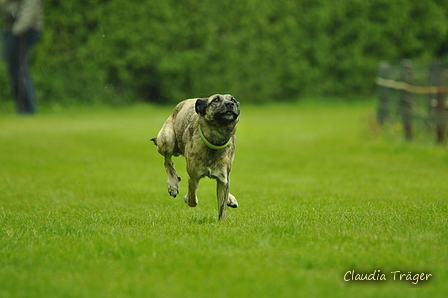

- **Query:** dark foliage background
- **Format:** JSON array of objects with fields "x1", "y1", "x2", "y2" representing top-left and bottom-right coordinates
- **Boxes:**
[{"x1": 2, "y1": 0, "x2": 448, "y2": 104}]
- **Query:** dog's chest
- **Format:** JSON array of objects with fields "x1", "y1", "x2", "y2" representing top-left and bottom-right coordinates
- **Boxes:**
[
  {"x1": 187, "y1": 149, "x2": 231, "y2": 181},
  {"x1": 204, "y1": 165, "x2": 224, "y2": 180}
]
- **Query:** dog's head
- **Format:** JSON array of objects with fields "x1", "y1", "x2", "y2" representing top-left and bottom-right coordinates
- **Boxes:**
[{"x1": 195, "y1": 94, "x2": 240, "y2": 125}]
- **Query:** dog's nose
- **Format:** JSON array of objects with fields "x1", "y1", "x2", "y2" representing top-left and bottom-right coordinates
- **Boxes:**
[{"x1": 225, "y1": 101, "x2": 235, "y2": 108}]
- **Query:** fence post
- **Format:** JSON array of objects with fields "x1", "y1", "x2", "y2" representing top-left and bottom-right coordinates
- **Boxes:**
[
  {"x1": 435, "y1": 62, "x2": 447, "y2": 144},
  {"x1": 401, "y1": 60, "x2": 413, "y2": 141},
  {"x1": 429, "y1": 60, "x2": 439, "y2": 117},
  {"x1": 377, "y1": 61, "x2": 390, "y2": 125}
]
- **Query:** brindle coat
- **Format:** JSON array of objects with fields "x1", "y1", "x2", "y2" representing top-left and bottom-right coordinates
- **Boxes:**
[{"x1": 151, "y1": 94, "x2": 240, "y2": 220}]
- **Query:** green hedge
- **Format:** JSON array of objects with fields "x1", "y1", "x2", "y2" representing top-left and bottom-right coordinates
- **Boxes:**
[{"x1": 2, "y1": 0, "x2": 448, "y2": 105}]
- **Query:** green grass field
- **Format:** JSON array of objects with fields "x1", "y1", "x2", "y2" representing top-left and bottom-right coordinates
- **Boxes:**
[{"x1": 0, "y1": 100, "x2": 447, "y2": 298}]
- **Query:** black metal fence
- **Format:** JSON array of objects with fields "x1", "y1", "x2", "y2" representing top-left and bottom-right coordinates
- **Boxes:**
[{"x1": 376, "y1": 60, "x2": 447, "y2": 144}]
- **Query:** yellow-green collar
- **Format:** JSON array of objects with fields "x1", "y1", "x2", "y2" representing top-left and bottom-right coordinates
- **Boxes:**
[{"x1": 199, "y1": 125, "x2": 231, "y2": 150}]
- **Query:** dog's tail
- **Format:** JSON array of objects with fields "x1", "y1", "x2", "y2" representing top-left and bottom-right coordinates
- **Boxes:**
[{"x1": 151, "y1": 138, "x2": 158, "y2": 146}]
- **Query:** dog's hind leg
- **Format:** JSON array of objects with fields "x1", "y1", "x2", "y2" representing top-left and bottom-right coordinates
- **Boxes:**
[
  {"x1": 184, "y1": 177, "x2": 199, "y2": 207},
  {"x1": 154, "y1": 120, "x2": 181, "y2": 198},
  {"x1": 227, "y1": 193, "x2": 238, "y2": 208}
]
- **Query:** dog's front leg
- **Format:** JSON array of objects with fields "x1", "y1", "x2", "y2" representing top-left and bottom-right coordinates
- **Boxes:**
[
  {"x1": 216, "y1": 178, "x2": 230, "y2": 220},
  {"x1": 184, "y1": 177, "x2": 199, "y2": 207},
  {"x1": 164, "y1": 157, "x2": 180, "y2": 198}
]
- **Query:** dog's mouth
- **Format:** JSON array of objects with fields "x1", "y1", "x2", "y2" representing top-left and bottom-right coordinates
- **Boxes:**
[
  {"x1": 217, "y1": 110, "x2": 239, "y2": 122},
  {"x1": 224, "y1": 110, "x2": 239, "y2": 118}
]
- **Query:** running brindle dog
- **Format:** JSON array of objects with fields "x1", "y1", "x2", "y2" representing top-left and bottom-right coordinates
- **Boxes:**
[{"x1": 151, "y1": 94, "x2": 240, "y2": 220}]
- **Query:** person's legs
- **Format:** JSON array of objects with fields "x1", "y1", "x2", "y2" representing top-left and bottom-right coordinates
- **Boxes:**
[
  {"x1": 4, "y1": 32, "x2": 21, "y2": 111},
  {"x1": 21, "y1": 29, "x2": 40, "y2": 114},
  {"x1": 4, "y1": 29, "x2": 40, "y2": 114}
]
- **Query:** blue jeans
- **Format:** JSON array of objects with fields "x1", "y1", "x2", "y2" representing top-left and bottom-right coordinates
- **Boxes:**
[{"x1": 3, "y1": 29, "x2": 41, "y2": 114}]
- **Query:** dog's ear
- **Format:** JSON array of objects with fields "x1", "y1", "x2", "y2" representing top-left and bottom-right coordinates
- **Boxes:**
[
  {"x1": 231, "y1": 96, "x2": 240, "y2": 107},
  {"x1": 195, "y1": 98, "x2": 207, "y2": 115}
]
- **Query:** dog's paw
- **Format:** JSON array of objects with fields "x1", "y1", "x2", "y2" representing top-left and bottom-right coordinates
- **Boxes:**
[
  {"x1": 184, "y1": 194, "x2": 198, "y2": 207},
  {"x1": 227, "y1": 194, "x2": 238, "y2": 208},
  {"x1": 167, "y1": 176, "x2": 181, "y2": 198},
  {"x1": 168, "y1": 188, "x2": 178, "y2": 198},
  {"x1": 167, "y1": 183, "x2": 179, "y2": 198}
]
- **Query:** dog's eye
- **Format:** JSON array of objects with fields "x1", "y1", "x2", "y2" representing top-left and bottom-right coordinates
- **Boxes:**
[{"x1": 212, "y1": 97, "x2": 220, "y2": 103}]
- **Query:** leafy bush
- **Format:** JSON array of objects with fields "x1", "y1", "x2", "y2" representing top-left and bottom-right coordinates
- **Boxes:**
[{"x1": 3, "y1": 0, "x2": 448, "y2": 105}]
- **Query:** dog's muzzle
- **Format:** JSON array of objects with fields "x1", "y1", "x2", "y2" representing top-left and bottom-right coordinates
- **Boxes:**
[{"x1": 216, "y1": 101, "x2": 240, "y2": 122}]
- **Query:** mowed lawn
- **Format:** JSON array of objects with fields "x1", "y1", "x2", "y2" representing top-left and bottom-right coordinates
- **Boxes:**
[{"x1": 0, "y1": 100, "x2": 447, "y2": 298}]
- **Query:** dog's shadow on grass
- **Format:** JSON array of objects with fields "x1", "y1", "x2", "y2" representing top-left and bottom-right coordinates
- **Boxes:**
[{"x1": 189, "y1": 215, "x2": 218, "y2": 225}]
